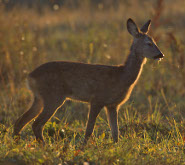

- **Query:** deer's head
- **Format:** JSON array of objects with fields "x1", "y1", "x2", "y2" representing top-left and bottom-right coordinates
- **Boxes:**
[{"x1": 127, "y1": 18, "x2": 164, "y2": 60}]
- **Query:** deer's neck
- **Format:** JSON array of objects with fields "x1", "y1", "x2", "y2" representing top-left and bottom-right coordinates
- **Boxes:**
[{"x1": 123, "y1": 49, "x2": 147, "y2": 86}]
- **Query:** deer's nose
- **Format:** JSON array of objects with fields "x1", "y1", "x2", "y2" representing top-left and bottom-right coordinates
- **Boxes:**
[
  {"x1": 154, "y1": 53, "x2": 164, "y2": 59},
  {"x1": 158, "y1": 53, "x2": 164, "y2": 58}
]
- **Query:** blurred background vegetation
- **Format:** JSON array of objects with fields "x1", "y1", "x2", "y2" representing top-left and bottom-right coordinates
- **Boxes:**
[
  {"x1": 0, "y1": 0, "x2": 185, "y2": 164},
  {"x1": 0, "y1": 0, "x2": 184, "y2": 124}
]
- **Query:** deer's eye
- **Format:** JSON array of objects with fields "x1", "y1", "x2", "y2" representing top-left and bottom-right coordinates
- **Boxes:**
[{"x1": 147, "y1": 42, "x2": 153, "y2": 46}]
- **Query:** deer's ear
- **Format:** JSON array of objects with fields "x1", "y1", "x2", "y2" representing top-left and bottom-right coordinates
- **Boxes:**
[
  {"x1": 127, "y1": 18, "x2": 140, "y2": 38},
  {"x1": 140, "y1": 20, "x2": 151, "y2": 33}
]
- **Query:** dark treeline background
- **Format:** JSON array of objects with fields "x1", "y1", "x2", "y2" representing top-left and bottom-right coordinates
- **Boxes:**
[{"x1": 2, "y1": 0, "x2": 122, "y2": 10}]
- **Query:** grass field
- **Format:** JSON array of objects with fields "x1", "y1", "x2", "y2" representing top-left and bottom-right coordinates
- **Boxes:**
[{"x1": 0, "y1": 0, "x2": 185, "y2": 164}]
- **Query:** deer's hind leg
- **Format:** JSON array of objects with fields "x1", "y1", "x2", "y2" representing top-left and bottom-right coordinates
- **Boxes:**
[
  {"x1": 14, "y1": 96, "x2": 43, "y2": 137},
  {"x1": 32, "y1": 94, "x2": 65, "y2": 143}
]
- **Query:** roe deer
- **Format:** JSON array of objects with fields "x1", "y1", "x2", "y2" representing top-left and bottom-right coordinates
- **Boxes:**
[{"x1": 14, "y1": 18, "x2": 164, "y2": 144}]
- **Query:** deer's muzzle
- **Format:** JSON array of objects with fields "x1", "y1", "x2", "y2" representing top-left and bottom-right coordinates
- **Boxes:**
[{"x1": 154, "y1": 53, "x2": 164, "y2": 60}]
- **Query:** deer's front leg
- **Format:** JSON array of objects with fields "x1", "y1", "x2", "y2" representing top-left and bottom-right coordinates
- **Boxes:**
[
  {"x1": 106, "y1": 105, "x2": 119, "y2": 143},
  {"x1": 84, "y1": 103, "x2": 103, "y2": 144}
]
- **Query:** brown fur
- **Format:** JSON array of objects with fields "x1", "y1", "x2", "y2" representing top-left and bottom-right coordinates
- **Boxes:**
[{"x1": 14, "y1": 18, "x2": 164, "y2": 144}]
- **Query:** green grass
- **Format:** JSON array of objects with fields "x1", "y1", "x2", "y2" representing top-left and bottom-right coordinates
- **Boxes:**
[{"x1": 0, "y1": 0, "x2": 185, "y2": 164}]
